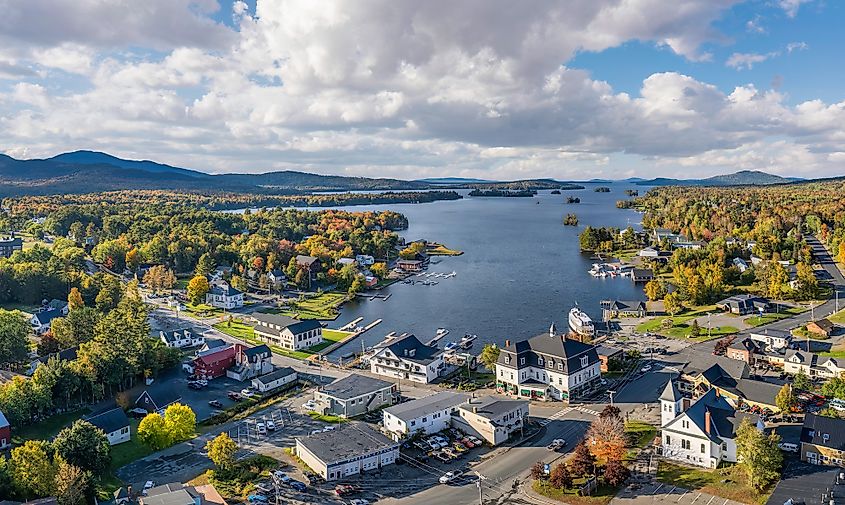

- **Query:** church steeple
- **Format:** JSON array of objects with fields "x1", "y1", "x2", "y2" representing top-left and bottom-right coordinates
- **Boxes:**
[{"x1": 660, "y1": 380, "x2": 683, "y2": 427}]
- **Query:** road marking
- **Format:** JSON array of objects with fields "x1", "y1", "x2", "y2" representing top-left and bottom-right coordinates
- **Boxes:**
[
  {"x1": 705, "y1": 495, "x2": 715, "y2": 505},
  {"x1": 677, "y1": 491, "x2": 688, "y2": 502},
  {"x1": 539, "y1": 407, "x2": 573, "y2": 426},
  {"x1": 691, "y1": 492, "x2": 701, "y2": 504},
  {"x1": 652, "y1": 483, "x2": 664, "y2": 495}
]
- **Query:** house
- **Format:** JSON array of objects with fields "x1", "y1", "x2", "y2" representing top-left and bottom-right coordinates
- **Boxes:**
[
  {"x1": 672, "y1": 240, "x2": 705, "y2": 250},
  {"x1": 315, "y1": 374, "x2": 397, "y2": 419},
  {"x1": 191, "y1": 344, "x2": 237, "y2": 380},
  {"x1": 337, "y1": 257, "x2": 357, "y2": 268},
  {"x1": 44, "y1": 299, "x2": 69, "y2": 315},
  {"x1": 382, "y1": 391, "x2": 467, "y2": 440},
  {"x1": 29, "y1": 309, "x2": 62, "y2": 335},
  {"x1": 726, "y1": 337, "x2": 770, "y2": 366},
  {"x1": 638, "y1": 247, "x2": 660, "y2": 258},
  {"x1": 0, "y1": 410, "x2": 9, "y2": 449},
  {"x1": 595, "y1": 345, "x2": 624, "y2": 373},
  {"x1": 807, "y1": 319, "x2": 835, "y2": 338},
  {"x1": 801, "y1": 413, "x2": 845, "y2": 467},
  {"x1": 140, "y1": 482, "x2": 228, "y2": 505},
  {"x1": 732, "y1": 257, "x2": 749, "y2": 273},
  {"x1": 452, "y1": 396, "x2": 529, "y2": 446},
  {"x1": 784, "y1": 350, "x2": 845, "y2": 380},
  {"x1": 295, "y1": 423, "x2": 399, "y2": 481},
  {"x1": 676, "y1": 355, "x2": 751, "y2": 395},
  {"x1": 268, "y1": 269, "x2": 286, "y2": 289},
  {"x1": 356, "y1": 254, "x2": 375, "y2": 266},
  {"x1": 653, "y1": 229, "x2": 681, "y2": 243},
  {"x1": 295, "y1": 255, "x2": 321, "y2": 284},
  {"x1": 0, "y1": 236, "x2": 23, "y2": 258},
  {"x1": 397, "y1": 259, "x2": 424, "y2": 272},
  {"x1": 749, "y1": 328, "x2": 792, "y2": 351},
  {"x1": 227, "y1": 344, "x2": 273, "y2": 381},
  {"x1": 251, "y1": 367, "x2": 298, "y2": 393},
  {"x1": 135, "y1": 389, "x2": 182, "y2": 414},
  {"x1": 252, "y1": 312, "x2": 323, "y2": 351},
  {"x1": 370, "y1": 334, "x2": 445, "y2": 384},
  {"x1": 27, "y1": 346, "x2": 78, "y2": 375},
  {"x1": 630, "y1": 268, "x2": 654, "y2": 283},
  {"x1": 601, "y1": 300, "x2": 646, "y2": 319},
  {"x1": 660, "y1": 383, "x2": 763, "y2": 468},
  {"x1": 364, "y1": 275, "x2": 378, "y2": 287},
  {"x1": 205, "y1": 281, "x2": 243, "y2": 309},
  {"x1": 198, "y1": 338, "x2": 228, "y2": 354},
  {"x1": 715, "y1": 294, "x2": 770, "y2": 315},
  {"x1": 693, "y1": 364, "x2": 782, "y2": 412},
  {"x1": 159, "y1": 328, "x2": 205, "y2": 348},
  {"x1": 85, "y1": 407, "x2": 131, "y2": 446},
  {"x1": 495, "y1": 327, "x2": 601, "y2": 401}
]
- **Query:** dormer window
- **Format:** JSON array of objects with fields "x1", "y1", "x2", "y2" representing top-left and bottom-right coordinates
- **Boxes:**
[
  {"x1": 548, "y1": 360, "x2": 554, "y2": 369},
  {"x1": 504, "y1": 355, "x2": 510, "y2": 364},
  {"x1": 558, "y1": 363, "x2": 563, "y2": 370},
  {"x1": 538, "y1": 357, "x2": 544, "y2": 366},
  {"x1": 520, "y1": 357, "x2": 525, "y2": 365},
  {"x1": 580, "y1": 356, "x2": 589, "y2": 368}
]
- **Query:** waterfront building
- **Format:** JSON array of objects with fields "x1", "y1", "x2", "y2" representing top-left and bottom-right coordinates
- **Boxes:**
[{"x1": 370, "y1": 334, "x2": 445, "y2": 383}]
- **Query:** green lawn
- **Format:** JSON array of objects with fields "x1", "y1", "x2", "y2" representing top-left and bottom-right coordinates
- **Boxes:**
[
  {"x1": 12, "y1": 408, "x2": 91, "y2": 444},
  {"x1": 625, "y1": 421, "x2": 657, "y2": 449},
  {"x1": 306, "y1": 411, "x2": 349, "y2": 424},
  {"x1": 213, "y1": 320, "x2": 351, "y2": 360},
  {"x1": 275, "y1": 292, "x2": 347, "y2": 320},
  {"x1": 830, "y1": 309, "x2": 845, "y2": 325},
  {"x1": 109, "y1": 420, "x2": 153, "y2": 470},
  {"x1": 657, "y1": 461, "x2": 772, "y2": 505},
  {"x1": 636, "y1": 307, "x2": 737, "y2": 342},
  {"x1": 174, "y1": 278, "x2": 190, "y2": 290},
  {"x1": 533, "y1": 479, "x2": 617, "y2": 505},
  {"x1": 185, "y1": 303, "x2": 222, "y2": 317},
  {"x1": 0, "y1": 301, "x2": 39, "y2": 313},
  {"x1": 744, "y1": 307, "x2": 805, "y2": 327}
]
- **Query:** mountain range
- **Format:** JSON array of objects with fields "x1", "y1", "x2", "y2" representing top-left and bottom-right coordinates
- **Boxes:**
[{"x1": 0, "y1": 151, "x2": 815, "y2": 197}]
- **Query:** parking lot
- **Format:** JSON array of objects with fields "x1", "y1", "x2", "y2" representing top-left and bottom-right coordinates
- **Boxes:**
[{"x1": 613, "y1": 480, "x2": 745, "y2": 505}]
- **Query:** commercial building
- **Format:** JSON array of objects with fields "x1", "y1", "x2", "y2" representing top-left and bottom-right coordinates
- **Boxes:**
[
  {"x1": 0, "y1": 236, "x2": 22, "y2": 258},
  {"x1": 382, "y1": 391, "x2": 467, "y2": 440},
  {"x1": 85, "y1": 407, "x2": 131, "y2": 446},
  {"x1": 191, "y1": 345, "x2": 237, "y2": 380},
  {"x1": 370, "y1": 334, "x2": 445, "y2": 384},
  {"x1": 205, "y1": 281, "x2": 243, "y2": 309},
  {"x1": 801, "y1": 413, "x2": 845, "y2": 467},
  {"x1": 692, "y1": 363, "x2": 781, "y2": 412},
  {"x1": 748, "y1": 328, "x2": 792, "y2": 351},
  {"x1": 251, "y1": 367, "x2": 298, "y2": 393},
  {"x1": 295, "y1": 423, "x2": 399, "y2": 481},
  {"x1": 315, "y1": 374, "x2": 397, "y2": 418},
  {"x1": 495, "y1": 327, "x2": 601, "y2": 401},
  {"x1": 252, "y1": 312, "x2": 323, "y2": 351},
  {"x1": 452, "y1": 396, "x2": 528, "y2": 445}
]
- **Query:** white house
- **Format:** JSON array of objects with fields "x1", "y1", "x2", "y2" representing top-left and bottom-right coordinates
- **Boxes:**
[
  {"x1": 315, "y1": 374, "x2": 397, "y2": 419},
  {"x1": 356, "y1": 254, "x2": 375, "y2": 266},
  {"x1": 159, "y1": 328, "x2": 205, "y2": 349},
  {"x1": 86, "y1": 407, "x2": 131, "y2": 446},
  {"x1": 749, "y1": 328, "x2": 792, "y2": 351},
  {"x1": 382, "y1": 391, "x2": 467, "y2": 441},
  {"x1": 251, "y1": 367, "x2": 298, "y2": 393},
  {"x1": 732, "y1": 257, "x2": 749, "y2": 273},
  {"x1": 660, "y1": 381, "x2": 763, "y2": 468},
  {"x1": 251, "y1": 313, "x2": 323, "y2": 351},
  {"x1": 495, "y1": 326, "x2": 602, "y2": 401},
  {"x1": 370, "y1": 334, "x2": 445, "y2": 384},
  {"x1": 784, "y1": 350, "x2": 845, "y2": 380},
  {"x1": 453, "y1": 396, "x2": 529, "y2": 446},
  {"x1": 205, "y1": 281, "x2": 243, "y2": 309},
  {"x1": 30, "y1": 308, "x2": 62, "y2": 335},
  {"x1": 295, "y1": 423, "x2": 399, "y2": 481}
]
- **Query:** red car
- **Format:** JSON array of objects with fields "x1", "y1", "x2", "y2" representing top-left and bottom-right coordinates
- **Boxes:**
[{"x1": 227, "y1": 391, "x2": 242, "y2": 402}]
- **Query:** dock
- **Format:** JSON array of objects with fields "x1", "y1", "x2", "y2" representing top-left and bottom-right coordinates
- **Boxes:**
[
  {"x1": 318, "y1": 319, "x2": 382, "y2": 356},
  {"x1": 339, "y1": 317, "x2": 363, "y2": 331},
  {"x1": 425, "y1": 329, "x2": 450, "y2": 346}
]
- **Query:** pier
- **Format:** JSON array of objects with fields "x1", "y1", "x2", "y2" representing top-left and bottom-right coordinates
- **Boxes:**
[{"x1": 318, "y1": 318, "x2": 382, "y2": 356}]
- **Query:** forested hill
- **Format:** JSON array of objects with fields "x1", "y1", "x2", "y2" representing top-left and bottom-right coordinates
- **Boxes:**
[{"x1": 635, "y1": 170, "x2": 801, "y2": 186}]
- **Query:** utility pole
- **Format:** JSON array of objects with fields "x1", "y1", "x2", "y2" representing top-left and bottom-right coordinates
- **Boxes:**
[
  {"x1": 608, "y1": 390, "x2": 616, "y2": 407},
  {"x1": 475, "y1": 472, "x2": 487, "y2": 505}
]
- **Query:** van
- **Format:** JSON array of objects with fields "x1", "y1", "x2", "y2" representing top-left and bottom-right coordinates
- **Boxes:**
[{"x1": 777, "y1": 442, "x2": 799, "y2": 453}]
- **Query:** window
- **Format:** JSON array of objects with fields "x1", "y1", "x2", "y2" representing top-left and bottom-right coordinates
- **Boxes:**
[
  {"x1": 558, "y1": 363, "x2": 563, "y2": 371},
  {"x1": 700, "y1": 444, "x2": 705, "y2": 453},
  {"x1": 665, "y1": 435, "x2": 670, "y2": 444},
  {"x1": 580, "y1": 356, "x2": 589, "y2": 368},
  {"x1": 538, "y1": 357, "x2": 544, "y2": 366},
  {"x1": 520, "y1": 357, "x2": 525, "y2": 365},
  {"x1": 422, "y1": 417, "x2": 427, "y2": 422},
  {"x1": 505, "y1": 356, "x2": 510, "y2": 364}
]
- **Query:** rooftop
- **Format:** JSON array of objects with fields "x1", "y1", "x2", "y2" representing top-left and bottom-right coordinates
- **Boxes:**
[
  {"x1": 459, "y1": 396, "x2": 526, "y2": 419},
  {"x1": 321, "y1": 373, "x2": 394, "y2": 401},
  {"x1": 382, "y1": 334, "x2": 443, "y2": 365},
  {"x1": 253, "y1": 367, "x2": 296, "y2": 385},
  {"x1": 296, "y1": 422, "x2": 398, "y2": 464},
  {"x1": 85, "y1": 407, "x2": 129, "y2": 434},
  {"x1": 384, "y1": 391, "x2": 467, "y2": 422}
]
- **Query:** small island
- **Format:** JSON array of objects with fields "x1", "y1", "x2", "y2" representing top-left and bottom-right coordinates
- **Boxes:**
[
  {"x1": 566, "y1": 196, "x2": 581, "y2": 204},
  {"x1": 550, "y1": 189, "x2": 561, "y2": 195},
  {"x1": 625, "y1": 189, "x2": 639, "y2": 196},
  {"x1": 594, "y1": 186, "x2": 611, "y2": 193},
  {"x1": 468, "y1": 189, "x2": 536, "y2": 197},
  {"x1": 563, "y1": 213, "x2": 579, "y2": 226}
]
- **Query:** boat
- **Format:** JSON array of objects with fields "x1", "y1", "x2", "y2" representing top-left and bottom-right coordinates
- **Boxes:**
[
  {"x1": 568, "y1": 306, "x2": 595, "y2": 336},
  {"x1": 443, "y1": 342, "x2": 459, "y2": 352},
  {"x1": 459, "y1": 334, "x2": 477, "y2": 349},
  {"x1": 435, "y1": 328, "x2": 450, "y2": 337}
]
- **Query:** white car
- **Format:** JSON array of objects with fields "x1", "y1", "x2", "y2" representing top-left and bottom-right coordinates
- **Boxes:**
[
  {"x1": 640, "y1": 364, "x2": 652, "y2": 373},
  {"x1": 256, "y1": 422, "x2": 267, "y2": 435},
  {"x1": 266, "y1": 420, "x2": 276, "y2": 431},
  {"x1": 349, "y1": 500, "x2": 370, "y2": 505},
  {"x1": 778, "y1": 442, "x2": 799, "y2": 453},
  {"x1": 439, "y1": 470, "x2": 464, "y2": 484},
  {"x1": 241, "y1": 388, "x2": 255, "y2": 398},
  {"x1": 323, "y1": 425, "x2": 336, "y2": 432},
  {"x1": 142, "y1": 481, "x2": 156, "y2": 495},
  {"x1": 303, "y1": 400, "x2": 317, "y2": 410},
  {"x1": 311, "y1": 429, "x2": 323, "y2": 435}
]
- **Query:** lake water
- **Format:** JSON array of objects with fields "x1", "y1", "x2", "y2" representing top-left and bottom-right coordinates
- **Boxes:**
[{"x1": 316, "y1": 183, "x2": 650, "y2": 358}]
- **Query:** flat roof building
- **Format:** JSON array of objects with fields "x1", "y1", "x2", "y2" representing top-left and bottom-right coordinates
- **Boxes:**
[{"x1": 295, "y1": 423, "x2": 399, "y2": 481}]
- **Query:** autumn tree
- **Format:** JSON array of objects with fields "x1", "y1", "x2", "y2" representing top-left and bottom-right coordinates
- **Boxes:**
[
  {"x1": 529, "y1": 461, "x2": 546, "y2": 480},
  {"x1": 569, "y1": 442, "x2": 596, "y2": 477},
  {"x1": 187, "y1": 275, "x2": 210, "y2": 305},
  {"x1": 766, "y1": 262, "x2": 789, "y2": 300},
  {"x1": 371, "y1": 262, "x2": 388, "y2": 279},
  {"x1": 663, "y1": 292, "x2": 682, "y2": 316},
  {"x1": 67, "y1": 288, "x2": 84, "y2": 311},
  {"x1": 54, "y1": 461, "x2": 92, "y2": 505},
  {"x1": 138, "y1": 412, "x2": 170, "y2": 450},
  {"x1": 794, "y1": 262, "x2": 820, "y2": 300},
  {"x1": 479, "y1": 344, "x2": 501, "y2": 370},
  {"x1": 164, "y1": 403, "x2": 196, "y2": 443},
  {"x1": 735, "y1": 418, "x2": 782, "y2": 491},
  {"x1": 604, "y1": 459, "x2": 630, "y2": 487},
  {"x1": 599, "y1": 405, "x2": 621, "y2": 420},
  {"x1": 549, "y1": 462, "x2": 573, "y2": 489},
  {"x1": 11, "y1": 440, "x2": 56, "y2": 498},
  {"x1": 775, "y1": 384, "x2": 796, "y2": 414},
  {"x1": 586, "y1": 415, "x2": 627, "y2": 462},
  {"x1": 644, "y1": 280, "x2": 666, "y2": 301},
  {"x1": 143, "y1": 265, "x2": 176, "y2": 292},
  {"x1": 206, "y1": 432, "x2": 238, "y2": 471}
]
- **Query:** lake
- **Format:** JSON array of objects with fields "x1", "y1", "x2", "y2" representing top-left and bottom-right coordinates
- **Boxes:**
[{"x1": 316, "y1": 182, "x2": 650, "y2": 358}]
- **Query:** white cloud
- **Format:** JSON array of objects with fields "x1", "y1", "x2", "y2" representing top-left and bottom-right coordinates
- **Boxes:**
[
  {"x1": 726, "y1": 51, "x2": 779, "y2": 70},
  {"x1": 786, "y1": 41, "x2": 808, "y2": 53},
  {"x1": 779, "y1": 0, "x2": 813, "y2": 18},
  {"x1": 746, "y1": 15, "x2": 766, "y2": 33},
  {"x1": 0, "y1": 0, "x2": 843, "y2": 180}
]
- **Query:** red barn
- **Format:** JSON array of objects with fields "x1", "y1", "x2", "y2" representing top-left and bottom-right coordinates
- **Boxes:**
[
  {"x1": 0, "y1": 410, "x2": 9, "y2": 449},
  {"x1": 193, "y1": 344, "x2": 239, "y2": 380}
]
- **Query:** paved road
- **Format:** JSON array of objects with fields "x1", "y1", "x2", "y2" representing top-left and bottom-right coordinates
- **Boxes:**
[{"x1": 382, "y1": 408, "x2": 596, "y2": 505}]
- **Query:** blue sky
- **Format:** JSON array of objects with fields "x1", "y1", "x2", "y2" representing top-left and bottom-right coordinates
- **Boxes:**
[{"x1": 1, "y1": 0, "x2": 844, "y2": 180}]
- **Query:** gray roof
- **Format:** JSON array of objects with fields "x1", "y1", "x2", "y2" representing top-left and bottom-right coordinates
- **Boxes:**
[
  {"x1": 296, "y1": 255, "x2": 319, "y2": 266},
  {"x1": 252, "y1": 313, "x2": 322, "y2": 336},
  {"x1": 242, "y1": 344, "x2": 271, "y2": 360},
  {"x1": 160, "y1": 328, "x2": 202, "y2": 343},
  {"x1": 607, "y1": 300, "x2": 646, "y2": 311},
  {"x1": 33, "y1": 308, "x2": 62, "y2": 325},
  {"x1": 141, "y1": 487, "x2": 198, "y2": 505},
  {"x1": 750, "y1": 328, "x2": 792, "y2": 340},
  {"x1": 681, "y1": 354, "x2": 749, "y2": 380},
  {"x1": 660, "y1": 380, "x2": 682, "y2": 402},
  {"x1": 203, "y1": 338, "x2": 227, "y2": 350},
  {"x1": 802, "y1": 413, "x2": 845, "y2": 451},
  {"x1": 497, "y1": 334, "x2": 600, "y2": 374},
  {"x1": 384, "y1": 391, "x2": 467, "y2": 422},
  {"x1": 677, "y1": 389, "x2": 756, "y2": 443},
  {"x1": 253, "y1": 367, "x2": 297, "y2": 385},
  {"x1": 321, "y1": 374, "x2": 394, "y2": 401},
  {"x1": 595, "y1": 345, "x2": 623, "y2": 357},
  {"x1": 296, "y1": 423, "x2": 398, "y2": 465},
  {"x1": 383, "y1": 334, "x2": 443, "y2": 365},
  {"x1": 85, "y1": 407, "x2": 129, "y2": 434},
  {"x1": 459, "y1": 396, "x2": 526, "y2": 420},
  {"x1": 252, "y1": 312, "x2": 299, "y2": 327},
  {"x1": 208, "y1": 283, "x2": 241, "y2": 296}
]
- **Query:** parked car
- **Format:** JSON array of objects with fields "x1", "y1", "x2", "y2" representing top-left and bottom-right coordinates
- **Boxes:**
[
  {"x1": 311, "y1": 429, "x2": 323, "y2": 435},
  {"x1": 247, "y1": 495, "x2": 268, "y2": 503},
  {"x1": 266, "y1": 420, "x2": 276, "y2": 431},
  {"x1": 467, "y1": 436, "x2": 482, "y2": 446},
  {"x1": 142, "y1": 481, "x2": 156, "y2": 495},
  {"x1": 453, "y1": 442, "x2": 467, "y2": 453},
  {"x1": 547, "y1": 439, "x2": 566, "y2": 451},
  {"x1": 335, "y1": 484, "x2": 360, "y2": 496},
  {"x1": 349, "y1": 500, "x2": 370, "y2": 505},
  {"x1": 323, "y1": 425, "x2": 336, "y2": 432},
  {"x1": 273, "y1": 471, "x2": 291, "y2": 484},
  {"x1": 439, "y1": 469, "x2": 465, "y2": 484},
  {"x1": 188, "y1": 382, "x2": 203, "y2": 390},
  {"x1": 256, "y1": 422, "x2": 267, "y2": 435},
  {"x1": 227, "y1": 391, "x2": 242, "y2": 401},
  {"x1": 288, "y1": 480, "x2": 307, "y2": 492},
  {"x1": 434, "y1": 452, "x2": 451, "y2": 463},
  {"x1": 460, "y1": 437, "x2": 475, "y2": 449},
  {"x1": 129, "y1": 408, "x2": 149, "y2": 418},
  {"x1": 778, "y1": 442, "x2": 799, "y2": 453},
  {"x1": 303, "y1": 400, "x2": 317, "y2": 410},
  {"x1": 241, "y1": 388, "x2": 256, "y2": 398},
  {"x1": 208, "y1": 400, "x2": 224, "y2": 408}
]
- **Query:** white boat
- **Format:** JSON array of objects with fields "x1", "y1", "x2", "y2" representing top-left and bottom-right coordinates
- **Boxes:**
[
  {"x1": 436, "y1": 328, "x2": 450, "y2": 337},
  {"x1": 444, "y1": 342, "x2": 459, "y2": 352},
  {"x1": 459, "y1": 334, "x2": 477, "y2": 349},
  {"x1": 568, "y1": 307, "x2": 595, "y2": 336}
]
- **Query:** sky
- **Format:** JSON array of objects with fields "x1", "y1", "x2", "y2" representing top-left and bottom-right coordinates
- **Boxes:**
[{"x1": 1, "y1": 0, "x2": 844, "y2": 181}]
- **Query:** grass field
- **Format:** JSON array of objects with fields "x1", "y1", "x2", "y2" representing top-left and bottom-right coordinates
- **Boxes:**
[
  {"x1": 12, "y1": 408, "x2": 91, "y2": 444},
  {"x1": 212, "y1": 319, "x2": 351, "y2": 360},
  {"x1": 657, "y1": 461, "x2": 772, "y2": 505},
  {"x1": 276, "y1": 292, "x2": 347, "y2": 320},
  {"x1": 533, "y1": 479, "x2": 617, "y2": 505},
  {"x1": 426, "y1": 242, "x2": 464, "y2": 256},
  {"x1": 625, "y1": 420, "x2": 657, "y2": 449},
  {"x1": 744, "y1": 306, "x2": 805, "y2": 327},
  {"x1": 830, "y1": 309, "x2": 845, "y2": 325},
  {"x1": 636, "y1": 306, "x2": 737, "y2": 342}
]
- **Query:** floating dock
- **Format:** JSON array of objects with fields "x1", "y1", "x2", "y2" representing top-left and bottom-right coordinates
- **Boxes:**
[{"x1": 318, "y1": 319, "x2": 382, "y2": 356}]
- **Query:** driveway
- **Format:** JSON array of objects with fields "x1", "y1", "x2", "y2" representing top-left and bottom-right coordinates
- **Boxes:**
[
  {"x1": 614, "y1": 480, "x2": 745, "y2": 505},
  {"x1": 767, "y1": 459, "x2": 844, "y2": 505}
]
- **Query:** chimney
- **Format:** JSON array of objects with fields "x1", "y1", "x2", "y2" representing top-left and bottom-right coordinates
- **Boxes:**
[
  {"x1": 505, "y1": 339, "x2": 510, "y2": 348},
  {"x1": 704, "y1": 410, "x2": 711, "y2": 434},
  {"x1": 472, "y1": 407, "x2": 478, "y2": 414}
]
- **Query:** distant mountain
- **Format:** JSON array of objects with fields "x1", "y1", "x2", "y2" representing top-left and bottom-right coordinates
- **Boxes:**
[
  {"x1": 635, "y1": 170, "x2": 801, "y2": 187},
  {"x1": 417, "y1": 177, "x2": 496, "y2": 184},
  {"x1": 49, "y1": 150, "x2": 203, "y2": 178}
]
